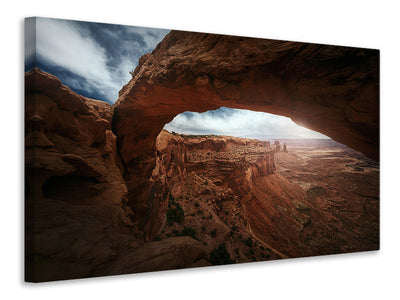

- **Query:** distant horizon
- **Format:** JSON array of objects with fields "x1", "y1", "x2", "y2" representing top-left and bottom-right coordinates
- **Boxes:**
[
  {"x1": 25, "y1": 17, "x2": 331, "y2": 142},
  {"x1": 164, "y1": 107, "x2": 330, "y2": 140},
  {"x1": 166, "y1": 130, "x2": 332, "y2": 141}
]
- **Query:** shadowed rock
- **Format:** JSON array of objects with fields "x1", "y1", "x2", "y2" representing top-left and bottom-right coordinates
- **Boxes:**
[{"x1": 113, "y1": 31, "x2": 379, "y2": 235}]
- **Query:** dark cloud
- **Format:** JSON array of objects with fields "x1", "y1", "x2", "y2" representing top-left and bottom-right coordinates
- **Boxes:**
[{"x1": 25, "y1": 17, "x2": 169, "y2": 103}]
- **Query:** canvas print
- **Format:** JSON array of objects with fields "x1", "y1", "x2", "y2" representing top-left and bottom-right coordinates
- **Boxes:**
[{"x1": 25, "y1": 17, "x2": 379, "y2": 282}]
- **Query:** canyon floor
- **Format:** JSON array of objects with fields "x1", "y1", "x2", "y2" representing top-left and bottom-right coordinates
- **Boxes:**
[
  {"x1": 154, "y1": 133, "x2": 379, "y2": 265},
  {"x1": 25, "y1": 69, "x2": 379, "y2": 281},
  {"x1": 274, "y1": 139, "x2": 379, "y2": 254}
]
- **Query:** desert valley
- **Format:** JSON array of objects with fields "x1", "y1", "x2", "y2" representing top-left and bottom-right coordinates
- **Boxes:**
[
  {"x1": 25, "y1": 68, "x2": 378, "y2": 281},
  {"x1": 25, "y1": 27, "x2": 379, "y2": 282},
  {"x1": 154, "y1": 131, "x2": 379, "y2": 263}
]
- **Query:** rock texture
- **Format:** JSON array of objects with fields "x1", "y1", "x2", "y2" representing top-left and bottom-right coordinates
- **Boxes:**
[
  {"x1": 273, "y1": 139, "x2": 379, "y2": 255},
  {"x1": 99, "y1": 237, "x2": 207, "y2": 276},
  {"x1": 25, "y1": 68, "x2": 133, "y2": 281},
  {"x1": 140, "y1": 130, "x2": 188, "y2": 237},
  {"x1": 25, "y1": 66, "x2": 379, "y2": 281},
  {"x1": 25, "y1": 69, "x2": 207, "y2": 282},
  {"x1": 156, "y1": 131, "x2": 286, "y2": 262},
  {"x1": 25, "y1": 28, "x2": 380, "y2": 280},
  {"x1": 158, "y1": 133, "x2": 378, "y2": 260},
  {"x1": 113, "y1": 31, "x2": 379, "y2": 235}
]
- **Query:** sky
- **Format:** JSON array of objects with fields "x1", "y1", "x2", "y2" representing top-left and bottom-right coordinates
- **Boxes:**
[
  {"x1": 164, "y1": 107, "x2": 329, "y2": 139},
  {"x1": 25, "y1": 17, "x2": 169, "y2": 103},
  {"x1": 25, "y1": 17, "x2": 328, "y2": 139}
]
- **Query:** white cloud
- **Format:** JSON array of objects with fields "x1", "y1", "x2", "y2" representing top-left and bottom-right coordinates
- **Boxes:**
[
  {"x1": 164, "y1": 108, "x2": 329, "y2": 139},
  {"x1": 36, "y1": 19, "x2": 111, "y2": 82},
  {"x1": 33, "y1": 18, "x2": 169, "y2": 102},
  {"x1": 36, "y1": 18, "x2": 126, "y2": 101},
  {"x1": 125, "y1": 26, "x2": 169, "y2": 49}
]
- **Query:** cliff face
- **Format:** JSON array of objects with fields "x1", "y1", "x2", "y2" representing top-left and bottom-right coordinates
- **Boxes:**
[
  {"x1": 24, "y1": 68, "x2": 290, "y2": 280},
  {"x1": 25, "y1": 68, "x2": 312, "y2": 279},
  {"x1": 25, "y1": 69, "x2": 207, "y2": 281},
  {"x1": 176, "y1": 133, "x2": 316, "y2": 258},
  {"x1": 25, "y1": 27, "x2": 380, "y2": 278},
  {"x1": 25, "y1": 68, "x2": 133, "y2": 281},
  {"x1": 174, "y1": 133, "x2": 379, "y2": 258},
  {"x1": 138, "y1": 130, "x2": 188, "y2": 237},
  {"x1": 153, "y1": 131, "x2": 287, "y2": 261},
  {"x1": 183, "y1": 135, "x2": 270, "y2": 151},
  {"x1": 139, "y1": 131, "x2": 281, "y2": 240},
  {"x1": 183, "y1": 134, "x2": 275, "y2": 189},
  {"x1": 112, "y1": 31, "x2": 379, "y2": 234},
  {"x1": 25, "y1": 67, "x2": 379, "y2": 280}
]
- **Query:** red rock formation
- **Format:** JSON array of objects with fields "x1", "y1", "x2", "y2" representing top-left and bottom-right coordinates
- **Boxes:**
[
  {"x1": 274, "y1": 141, "x2": 281, "y2": 152},
  {"x1": 184, "y1": 137, "x2": 228, "y2": 151},
  {"x1": 24, "y1": 65, "x2": 379, "y2": 280},
  {"x1": 98, "y1": 236, "x2": 207, "y2": 276},
  {"x1": 283, "y1": 143, "x2": 288, "y2": 153},
  {"x1": 178, "y1": 134, "x2": 378, "y2": 258},
  {"x1": 160, "y1": 132, "x2": 287, "y2": 261},
  {"x1": 25, "y1": 27, "x2": 380, "y2": 278},
  {"x1": 139, "y1": 130, "x2": 188, "y2": 236},
  {"x1": 25, "y1": 69, "x2": 207, "y2": 281},
  {"x1": 25, "y1": 68, "x2": 134, "y2": 281},
  {"x1": 248, "y1": 153, "x2": 276, "y2": 179},
  {"x1": 183, "y1": 134, "x2": 270, "y2": 151},
  {"x1": 113, "y1": 31, "x2": 379, "y2": 235}
]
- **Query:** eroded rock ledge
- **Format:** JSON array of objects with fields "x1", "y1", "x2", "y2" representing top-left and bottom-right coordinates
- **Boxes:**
[
  {"x1": 113, "y1": 31, "x2": 379, "y2": 232},
  {"x1": 25, "y1": 69, "x2": 209, "y2": 281},
  {"x1": 25, "y1": 27, "x2": 380, "y2": 279}
]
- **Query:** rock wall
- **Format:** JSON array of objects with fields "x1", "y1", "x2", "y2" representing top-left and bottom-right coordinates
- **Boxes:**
[
  {"x1": 25, "y1": 68, "x2": 136, "y2": 281},
  {"x1": 112, "y1": 31, "x2": 379, "y2": 235},
  {"x1": 184, "y1": 138, "x2": 228, "y2": 151},
  {"x1": 247, "y1": 152, "x2": 276, "y2": 179},
  {"x1": 180, "y1": 134, "x2": 319, "y2": 258},
  {"x1": 183, "y1": 135, "x2": 271, "y2": 151},
  {"x1": 25, "y1": 69, "x2": 207, "y2": 281},
  {"x1": 139, "y1": 130, "x2": 188, "y2": 237},
  {"x1": 25, "y1": 28, "x2": 380, "y2": 277}
]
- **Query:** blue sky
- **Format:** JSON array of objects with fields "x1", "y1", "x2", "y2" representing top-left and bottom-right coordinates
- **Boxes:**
[
  {"x1": 25, "y1": 17, "x2": 169, "y2": 103},
  {"x1": 25, "y1": 17, "x2": 328, "y2": 139}
]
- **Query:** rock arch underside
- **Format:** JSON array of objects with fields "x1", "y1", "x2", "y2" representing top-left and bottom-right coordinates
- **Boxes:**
[
  {"x1": 113, "y1": 31, "x2": 379, "y2": 234},
  {"x1": 25, "y1": 30, "x2": 379, "y2": 282}
]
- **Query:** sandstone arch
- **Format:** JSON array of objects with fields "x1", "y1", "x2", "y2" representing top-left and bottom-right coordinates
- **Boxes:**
[{"x1": 112, "y1": 31, "x2": 379, "y2": 236}]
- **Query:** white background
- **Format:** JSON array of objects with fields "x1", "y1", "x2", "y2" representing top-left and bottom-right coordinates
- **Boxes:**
[{"x1": 1, "y1": 0, "x2": 399, "y2": 299}]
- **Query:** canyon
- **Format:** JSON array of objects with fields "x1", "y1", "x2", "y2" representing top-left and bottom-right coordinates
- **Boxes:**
[
  {"x1": 25, "y1": 30, "x2": 379, "y2": 282},
  {"x1": 113, "y1": 30, "x2": 379, "y2": 237},
  {"x1": 158, "y1": 131, "x2": 378, "y2": 260}
]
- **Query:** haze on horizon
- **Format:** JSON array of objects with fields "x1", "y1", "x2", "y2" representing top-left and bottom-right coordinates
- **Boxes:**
[{"x1": 164, "y1": 107, "x2": 330, "y2": 140}]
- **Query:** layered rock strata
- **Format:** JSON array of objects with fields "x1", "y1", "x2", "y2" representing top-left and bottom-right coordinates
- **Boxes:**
[
  {"x1": 25, "y1": 69, "x2": 207, "y2": 281},
  {"x1": 25, "y1": 27, "x2": 380, "y2": 278},
  {"x1": 112, "y1": 31, "x2": 379, "y2": 235}
]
